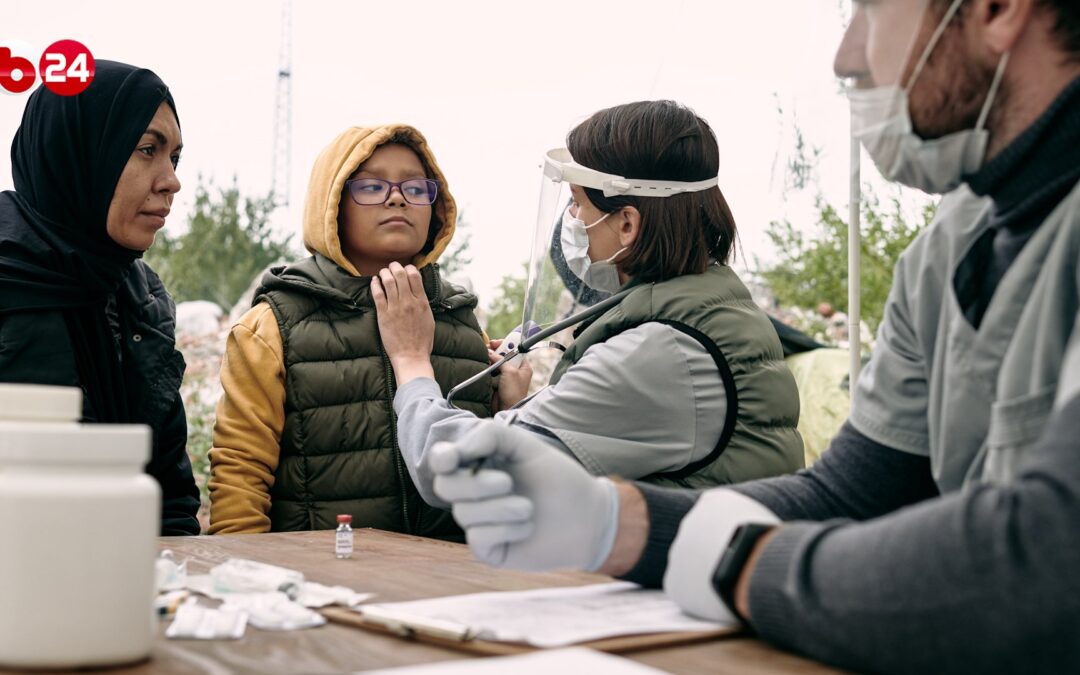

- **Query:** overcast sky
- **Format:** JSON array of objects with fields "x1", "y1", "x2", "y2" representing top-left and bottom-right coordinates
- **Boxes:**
[{"x1": 2, "y1": 0, "x2": 887, "y2": 305}]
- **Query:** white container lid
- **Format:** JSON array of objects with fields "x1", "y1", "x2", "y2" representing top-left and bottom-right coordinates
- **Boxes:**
[
  {"x1": 0, "y1": 424, "x2": 150, "y2": 466},
  {"x1": 0, "y1": 384, "x2": 81, "y2": 422}
]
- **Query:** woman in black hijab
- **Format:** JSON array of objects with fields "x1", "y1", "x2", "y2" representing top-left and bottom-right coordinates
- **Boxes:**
[{"x1": 0, "y1": 61, "x2": 200, "y2": 535}]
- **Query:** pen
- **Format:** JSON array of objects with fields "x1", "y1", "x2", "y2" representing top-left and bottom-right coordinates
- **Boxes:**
[{"x1": 470, "y1": 458, "x2": 488, "y2": 475}]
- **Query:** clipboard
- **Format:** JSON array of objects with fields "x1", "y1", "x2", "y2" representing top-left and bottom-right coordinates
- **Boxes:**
[{"x1": 321, "y1": 605, "x2": 740, "y2": 656}]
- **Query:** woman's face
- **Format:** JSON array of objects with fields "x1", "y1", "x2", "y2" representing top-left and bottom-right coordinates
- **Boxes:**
[
  {"x1": 106, "y1": 102, "x2": 182, "y2": 251},
  {"x1": 569, "y1": 185, "x2": 627, "y2": 262},
  {"x1": 339, "y1": 143, "x2": 433, "y2": 275}
]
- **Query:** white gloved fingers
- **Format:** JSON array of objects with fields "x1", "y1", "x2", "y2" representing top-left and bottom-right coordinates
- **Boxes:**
[
  {"x1": 428, "y1": 441, "x2": 466, "y2": 475},
  {"x1": 434, "y1": 468, "x2": 513, "y2": 502},
  {"x1": 465, "y1": 522, "x2": 535, "y2": 566},
  {"x1": 428, "y1": 425, "x2": 505, "y2": 473},
  {"x1": 432, "y1": 422, "x2": 545, "y2": 475},
  {"x1": 451, "y1": 495, "x2": 533, "y2": 528}
]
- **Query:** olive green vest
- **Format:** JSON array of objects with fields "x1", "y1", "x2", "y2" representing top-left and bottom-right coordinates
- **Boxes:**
[
  {"x1": 550, "y1": 264, "x2": 803, "y2": 489},
  {"x1": 256, "y1": 255, "x2": 491, "y2": 536}
]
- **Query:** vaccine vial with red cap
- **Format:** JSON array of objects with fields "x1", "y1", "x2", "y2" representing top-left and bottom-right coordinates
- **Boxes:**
[{"x1": 335, "y1": 514, "x2": 353, "y2": 559}]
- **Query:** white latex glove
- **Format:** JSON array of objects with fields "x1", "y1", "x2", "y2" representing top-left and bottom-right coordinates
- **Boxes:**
[{"x1": 430, "y1": 422, "x2": 619, "y2": 572}]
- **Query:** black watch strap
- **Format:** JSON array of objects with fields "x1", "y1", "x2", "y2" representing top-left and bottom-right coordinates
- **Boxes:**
[{"x1": 711, "y1": 523, "x2": 774, "y2": 620}]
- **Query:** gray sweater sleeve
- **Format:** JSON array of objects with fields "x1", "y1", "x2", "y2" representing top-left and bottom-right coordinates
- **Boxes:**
[
  {"x1": 730, "y1": 421, "x2": 939, "y2": 520},
  {"x1": 393, "y1": 377, "x2": 495, "y2": 508},
  {"x1": 747, "y1": 394, "x2": 1080, "y2": 675},
  {"x1": 621, "y1": 422, "x2": 936, "y2": 587}
]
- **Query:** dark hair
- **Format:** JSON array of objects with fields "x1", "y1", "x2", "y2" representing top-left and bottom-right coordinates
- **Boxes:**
[
  {"x1": 941, "y1": 0, "x2": 1080, "y2": 60},
  {"x1": 1037, "y1": 0, "x2": 1080, "y2": 59},
  {"x1": 566, "y1": 100, "x2": 736, "y2": 284}
]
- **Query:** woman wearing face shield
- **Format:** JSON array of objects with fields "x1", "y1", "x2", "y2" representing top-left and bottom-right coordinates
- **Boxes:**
[
  {"x1": 0, "y1": 62, "x2": 200, "y2": 536},
  {"x1": 372, "y1": 100, "x2": 804, "y2": 525}
]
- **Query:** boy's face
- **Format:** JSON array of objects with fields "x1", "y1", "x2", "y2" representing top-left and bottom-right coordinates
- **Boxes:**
[{"x1": 339, "y1": 143, "x2": 434, "y2": 275}]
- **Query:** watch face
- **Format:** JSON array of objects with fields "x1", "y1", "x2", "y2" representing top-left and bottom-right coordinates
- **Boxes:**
[{"x1": 712, "y1": 523, "x2": 774, "y2": 616}]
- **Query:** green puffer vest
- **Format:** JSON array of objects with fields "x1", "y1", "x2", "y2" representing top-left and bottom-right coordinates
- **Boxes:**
[
  {"x1": 255, "y1": 254, "x2": 492, "y2": 536},
  {"x1": 550, "y1": 264, "x2": 803, "y2": 489}
]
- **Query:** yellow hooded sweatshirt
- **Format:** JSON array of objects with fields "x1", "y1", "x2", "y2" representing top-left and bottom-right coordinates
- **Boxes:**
[{"x1": 208, "y1": 125, "x2": 474, "y2": 534}]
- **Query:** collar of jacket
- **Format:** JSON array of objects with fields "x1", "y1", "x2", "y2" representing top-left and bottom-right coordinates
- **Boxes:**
[{"x1": 256, "y1": 254, "x2": 477, "y2": 312}]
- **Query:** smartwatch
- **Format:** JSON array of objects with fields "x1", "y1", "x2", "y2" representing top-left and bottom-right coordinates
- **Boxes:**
[{"x1": 711, "y1": 522, "x2": 774, "y2": 620}]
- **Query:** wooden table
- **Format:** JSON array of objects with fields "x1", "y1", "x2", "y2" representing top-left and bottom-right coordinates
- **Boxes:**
[{"x1": 12, "y1": 531, "x2": 847, "y2": 674}]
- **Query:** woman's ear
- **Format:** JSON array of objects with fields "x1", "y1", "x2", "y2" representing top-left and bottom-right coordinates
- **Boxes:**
[{"x1": 616, "y1": 206, "x2": 642, "y2": 249}]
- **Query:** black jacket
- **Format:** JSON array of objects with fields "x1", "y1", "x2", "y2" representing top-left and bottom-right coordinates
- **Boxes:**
[{"x1": 0, "y1": 261, "x2": 200, "y2": 535}]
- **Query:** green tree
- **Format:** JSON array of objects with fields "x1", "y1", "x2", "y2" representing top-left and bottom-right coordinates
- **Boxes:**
[
  {"x1": 485, "y1": 260, "x2": 570, "y2": 341},
  {"x1": 439, "y1": 212, "x2": 472, "y2": 277},
  {"x1": 145, "y1": 177, "x2": 297, "y2": 309},
  {"x1": 759, "y1": 106, "x2": 937, "y2": 335},
  {"x1": 484, "y1": 265, "x2": 529, "y2": 340},
  {"x1": 760, "y1": 191, "x2": 935, "y2": 333}
]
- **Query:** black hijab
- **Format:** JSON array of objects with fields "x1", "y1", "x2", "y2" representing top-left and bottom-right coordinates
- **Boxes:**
[{"x1": 0, "y1": 60, "x2": 178, "y2": 421}]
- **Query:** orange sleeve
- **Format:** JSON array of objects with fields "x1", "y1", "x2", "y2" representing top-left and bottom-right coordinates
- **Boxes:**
[{"x1": 207, "y1": 302, "x2": 286, "y2": 534}]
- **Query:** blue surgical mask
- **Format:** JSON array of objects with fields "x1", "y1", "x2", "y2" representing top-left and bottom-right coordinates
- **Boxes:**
[{"x1": 560, "y1": 205, "x2": 626, "y2": 295}]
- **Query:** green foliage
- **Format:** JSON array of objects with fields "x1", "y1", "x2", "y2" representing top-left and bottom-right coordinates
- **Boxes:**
[
  {"x1": 760, "y1": 192, "x2": 936, "y2": 332},
  {"x1": 485, "y1": 264, "x2": 529, "y2": 339},
  {"x1": 439, "y1": 212, "x2": 472, "y2": 278},
  {"x1": 485, "y1": 259, "x2": 573, "y2": 340},
  {"x1": 145, "y1": 177, "x2": 297, "y2": 309},
  {"x1": 182, "y1": 384, "x2": 214, "y2": 511}
]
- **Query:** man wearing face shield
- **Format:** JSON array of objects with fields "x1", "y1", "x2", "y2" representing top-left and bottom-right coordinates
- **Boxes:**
[{"x1": 427, "y1": 0, "x2": 1080, "y2": 672}]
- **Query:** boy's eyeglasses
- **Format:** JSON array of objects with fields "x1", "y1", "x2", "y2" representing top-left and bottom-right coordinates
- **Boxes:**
[{"x1": 345, "y1": 178, "x2": 439, "y2": 206}]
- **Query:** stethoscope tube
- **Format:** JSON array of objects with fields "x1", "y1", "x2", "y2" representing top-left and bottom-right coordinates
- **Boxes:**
[{"x1": 444, "y1": 288, "x2": 633, "y2": 409}]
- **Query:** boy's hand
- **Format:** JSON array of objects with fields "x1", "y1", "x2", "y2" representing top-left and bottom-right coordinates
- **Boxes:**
[
  {"x1": 488, "y1": 340, "x2": 533, "y2": 412},
  {"x1": 371, "y1": 262, "x2": 435, "y2": 385}
]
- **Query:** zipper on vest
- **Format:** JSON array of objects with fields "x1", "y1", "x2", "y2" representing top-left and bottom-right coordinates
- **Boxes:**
[
  {"x1": 429, "y1": 270, "x2": 452, "y2": 312},
  {"x1": 378, "y1": 343, "x2": 415, "y2": 535}
]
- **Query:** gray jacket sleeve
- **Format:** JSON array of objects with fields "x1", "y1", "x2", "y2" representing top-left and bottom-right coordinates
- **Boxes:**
[
  {"x1": 516, "y1": 322, "x2": 725, "y2": 477},
  {"x1": 394, "y1": 322, "x2": 726, "y2": 507},
  {"x1": 393, "y1": 377, "x2": 495, "y2": 508}
]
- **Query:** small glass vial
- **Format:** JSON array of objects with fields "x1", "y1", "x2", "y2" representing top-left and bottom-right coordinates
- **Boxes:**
[{"x1": 335, "y1": 514, "x2": 353, "y2": 559}]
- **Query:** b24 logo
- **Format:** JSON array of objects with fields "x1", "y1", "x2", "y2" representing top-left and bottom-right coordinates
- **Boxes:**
[{"x1": 0, "y1": 40, "x2": 95, "y2": 96}]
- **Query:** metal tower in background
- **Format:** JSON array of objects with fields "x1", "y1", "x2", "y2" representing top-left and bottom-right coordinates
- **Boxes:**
[{"x1": 270, "y1": 0, "x2": 292, "y2": 208}]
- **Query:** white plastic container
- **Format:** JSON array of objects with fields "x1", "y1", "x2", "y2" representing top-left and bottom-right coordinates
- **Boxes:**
[{"x1": 0, "y1": 384, "x2": 160, "y2": 669}]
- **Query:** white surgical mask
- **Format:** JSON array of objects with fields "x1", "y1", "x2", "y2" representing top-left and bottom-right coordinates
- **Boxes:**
[
  {"x1": 560, "y1": 205, "x2": 627, "y2": 295},
  {"x1": 848, "y1": 0, "x2": 1009, "y2": 194}
]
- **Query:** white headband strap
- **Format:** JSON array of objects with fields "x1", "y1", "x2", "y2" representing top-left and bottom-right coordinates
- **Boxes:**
[{"x1": 544, "y1": 148, "x2": 719, "y2": 198}]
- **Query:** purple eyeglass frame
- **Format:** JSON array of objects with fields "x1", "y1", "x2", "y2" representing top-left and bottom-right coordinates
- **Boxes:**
[{"x1": 344, "y1": 178, "x2": 439, "y2": 206}]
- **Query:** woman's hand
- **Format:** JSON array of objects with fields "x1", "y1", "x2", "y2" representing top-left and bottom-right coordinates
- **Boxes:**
[
  {"x1": 489, "y1": 339, "x2": 534, "y2": 413},
  {"x1": 371, "y1": 262, "x2": 436, "y2": 385}
]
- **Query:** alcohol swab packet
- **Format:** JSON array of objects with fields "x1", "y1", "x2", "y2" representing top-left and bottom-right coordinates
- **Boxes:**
[
  {"x1": 165, "y1": 598, "x2": 247, "y2": 640},
  {"x1": 297, "y1": 581, "x2": 374, "y2": 608},
  {"x1": 221, "y1": 591, "x2": 325, "y2": 631}
]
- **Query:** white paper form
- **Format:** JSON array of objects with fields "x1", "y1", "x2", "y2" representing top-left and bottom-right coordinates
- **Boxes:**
[
  {"x1": 358, "y1": 647, "x2": 672, "y2": 674},
  {"x1": 354, "y1": 581, "x2": 730, "y2": 648}
]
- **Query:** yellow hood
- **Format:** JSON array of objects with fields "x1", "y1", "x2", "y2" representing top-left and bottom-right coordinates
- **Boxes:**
[{"x1": 301, "y1": 124, "x2": 457, "y2": 276}]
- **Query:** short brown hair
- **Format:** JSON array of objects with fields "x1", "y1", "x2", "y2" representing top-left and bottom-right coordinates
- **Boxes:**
[
  {"x1": 566, "y1": 100, "x2": 737, "y2": 284},
  {"x1": 937, "y1": 0, "x2": 1080, "y2": 60}
]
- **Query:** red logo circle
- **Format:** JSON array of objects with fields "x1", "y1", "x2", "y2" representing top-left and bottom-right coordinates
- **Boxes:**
[
  {"x1": 39, "y1": 39, "x2": 95, "y2": 96},
  {"x1": 0, "y1": 46, "x2": 37, "y2": 94}
]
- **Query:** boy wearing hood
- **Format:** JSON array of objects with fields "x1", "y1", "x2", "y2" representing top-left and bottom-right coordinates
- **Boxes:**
[{"x1": 207, "y1": 125, "x2": 492, "y2": 536}]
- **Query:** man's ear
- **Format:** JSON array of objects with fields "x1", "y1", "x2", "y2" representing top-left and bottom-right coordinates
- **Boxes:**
[
  {"x1": 616, "y1": 206, "x2": 642, "y2": 249},
  {"x1": 974, "y1": 0, "x2": 1036, "y2": 55}
]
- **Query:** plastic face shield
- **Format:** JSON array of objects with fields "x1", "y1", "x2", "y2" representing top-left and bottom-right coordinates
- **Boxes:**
[
  {"x1": 447, "y1": 149, "x2": 716, "y2": 408},
  {"x1": 840, "y1": 0, "x2": 940, "y2": 89},
  {"x1": 841, "y1": 0, "x2": 940, "y2": 150},
  {"x1": 519, "y1": 148, "x2": 719, "y2": 347}
]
